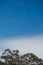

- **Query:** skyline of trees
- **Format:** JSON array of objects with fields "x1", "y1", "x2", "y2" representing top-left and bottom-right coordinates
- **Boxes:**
[{"x1": 0, "y1": 49, "x2": 43, "y2": 65}]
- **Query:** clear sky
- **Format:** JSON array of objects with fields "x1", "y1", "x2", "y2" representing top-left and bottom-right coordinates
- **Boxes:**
[
  {"x1": 0, "y1": 0, "x2": 43, "y2": 59},
  {"x1": 0, "y1": 0, "x2": 43, "y2": 38}
]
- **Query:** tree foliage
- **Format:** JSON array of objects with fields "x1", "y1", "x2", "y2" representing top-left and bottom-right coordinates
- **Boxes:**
[{"x1": 0, "y1": 49, "x2": 43, "y2": 65}]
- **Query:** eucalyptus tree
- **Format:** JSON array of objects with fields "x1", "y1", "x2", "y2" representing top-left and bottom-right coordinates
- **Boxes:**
[
  {"x1": 0, "y1": 49, "x2": 43, "y2": 65},
  {"x1": 1, "y1": 49, "x2": 26, "y2": 65}
]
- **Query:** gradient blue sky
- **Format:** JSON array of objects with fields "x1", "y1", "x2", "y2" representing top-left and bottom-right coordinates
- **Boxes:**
[
  {"x1": 0, "y1": 0, "x2": 43, "y2": 38},
  {"x1": 0, "y1": 0, "x2": 43, "y2": 59}
]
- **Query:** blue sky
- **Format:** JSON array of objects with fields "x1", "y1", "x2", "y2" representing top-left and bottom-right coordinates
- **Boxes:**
[
  {"x1": 0, "y1": 0, "x2": 43, "y2": 59},
  {"x1": 0, "y1": 0, "x2": 43, "y2": 38}
]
